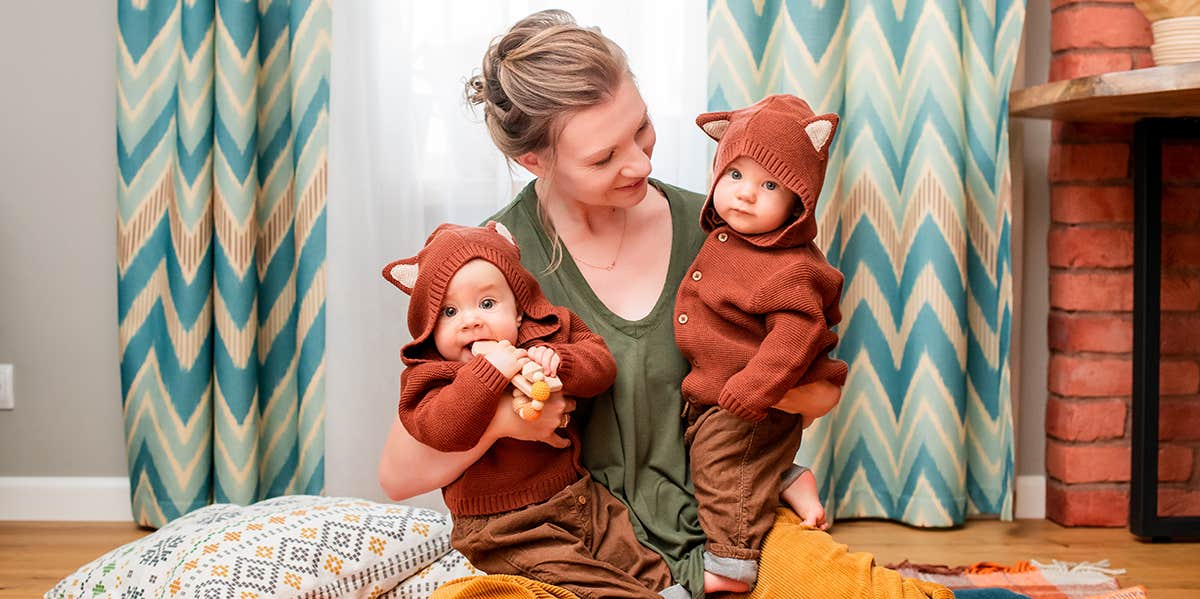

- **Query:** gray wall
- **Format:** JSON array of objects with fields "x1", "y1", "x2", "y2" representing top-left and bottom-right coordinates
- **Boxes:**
[
  {"x1": 0, "y1": 2, "x2": 127, "y2": 476},
  {"x1": 1017, "y1": 0, "x2": 1052, "y2": 480},
  {"x1": 0, "y1": 4, "x2": 1053, "y2": 491}
]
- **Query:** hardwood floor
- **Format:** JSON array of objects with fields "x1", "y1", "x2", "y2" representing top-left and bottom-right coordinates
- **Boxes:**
[
  {"x1": 1, "y1": 521, "x2": 150, "y2": 598},
  {"x1": 834, "y1": 519, "x2": 1200, "y2": 598},
  {"x1": 2, "y1": 519, "x2": 1197, "y2": 598}
]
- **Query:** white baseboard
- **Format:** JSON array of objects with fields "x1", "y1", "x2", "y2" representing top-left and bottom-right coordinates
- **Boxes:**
[
  {"x1": 0, "y1": 477, "x2": 133, "y2": 521},
  {"x1": 1015, "y1": 474, "x2": 1046, "y2": 519}
]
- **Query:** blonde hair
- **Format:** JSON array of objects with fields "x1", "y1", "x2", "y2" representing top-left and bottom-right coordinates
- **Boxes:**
[{"x1": 465, "y1": 9, "x2": 632, "y2": 272}]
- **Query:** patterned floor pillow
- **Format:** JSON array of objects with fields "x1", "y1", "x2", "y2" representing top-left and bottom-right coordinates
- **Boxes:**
[
  {"x1": 47, "y1": 495, "x2": 467, "y2": 598},
  {"x1": 382, "y1": 550, "x2": 481, "y2": 599}
]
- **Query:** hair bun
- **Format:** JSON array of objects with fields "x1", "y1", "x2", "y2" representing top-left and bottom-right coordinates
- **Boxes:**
[{"x1": 462, "y1": 9, "x2": 626, "y2": 157}]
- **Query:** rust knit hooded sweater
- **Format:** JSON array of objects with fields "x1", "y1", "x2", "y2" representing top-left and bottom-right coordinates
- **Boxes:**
[
  {"x1": 383, "y1": 223, "x2": 617, "y2": 516},
  {"x1": 675, "y1": 95, "x2": 848, "y2": 422}
]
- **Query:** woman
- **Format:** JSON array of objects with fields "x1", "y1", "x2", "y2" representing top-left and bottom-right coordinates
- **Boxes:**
[{"x1": 379, "y1": 10, "x2": 1011, "y2": 599}]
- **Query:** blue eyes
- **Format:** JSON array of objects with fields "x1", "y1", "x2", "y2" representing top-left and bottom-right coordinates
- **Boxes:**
[
  {"x1": 441, "y1": 299, "x2": 497, "y2": 318},
  {"x1": 727, "y1": 169, "x2": 780, "y2": 191}
]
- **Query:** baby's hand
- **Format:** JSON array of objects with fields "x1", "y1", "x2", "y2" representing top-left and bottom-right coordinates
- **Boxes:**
[
  {"x1": 525, "y1": 345, "x2": 561, "y2": 378},
  {"x1": 472, "y1": 340, "x2": 528, "y2": 378}
]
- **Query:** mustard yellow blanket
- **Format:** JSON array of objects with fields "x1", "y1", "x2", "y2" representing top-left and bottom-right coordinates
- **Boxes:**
[{"x1": 432, "y1": 508, "x2": 953, "y2": 599}]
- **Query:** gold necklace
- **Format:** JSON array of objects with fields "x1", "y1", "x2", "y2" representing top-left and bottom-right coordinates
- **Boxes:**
[{"x1": 573, "y1": 209, "x2": 627, "y2": 271}]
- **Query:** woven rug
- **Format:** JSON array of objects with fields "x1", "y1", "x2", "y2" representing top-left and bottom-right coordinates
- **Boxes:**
[{"x1": 886, "y1": 560, "x2": 1149, "y2": 598}]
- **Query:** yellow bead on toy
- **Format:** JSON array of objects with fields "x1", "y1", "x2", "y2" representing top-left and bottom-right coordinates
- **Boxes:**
[{"x1": 510, "y1": 360, "x2": 563, "y2": 421}]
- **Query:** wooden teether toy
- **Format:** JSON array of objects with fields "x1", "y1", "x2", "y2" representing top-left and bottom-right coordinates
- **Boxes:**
[
  {"x1": 471, "y1": 341, "x2": 563, "y2": 421},
  {"x1": 510, "y1": 361, "x2": 563, "y2": 420}
]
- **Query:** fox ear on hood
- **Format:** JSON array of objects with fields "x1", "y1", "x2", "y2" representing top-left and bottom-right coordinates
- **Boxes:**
[
  {"x1": 696, "y1": 110, "x2": 732, "y2": 142},
  {"x1": 804, "y1": 114, "x2": 839, "y2": 156},
  {"x1": 382, "y1": 257, "x2": 419, "y2": 295},
  {"x1": 488, "y1": 221, "x2": 517, "y2": 248}
]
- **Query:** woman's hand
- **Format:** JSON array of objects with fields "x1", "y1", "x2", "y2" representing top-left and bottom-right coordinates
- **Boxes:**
[
  {"x1": 774, "y1": 380, "x2": 841, "y2": 428},
  {"x1": 486, "y1": 388, "x2": 576, "y2": 448}
]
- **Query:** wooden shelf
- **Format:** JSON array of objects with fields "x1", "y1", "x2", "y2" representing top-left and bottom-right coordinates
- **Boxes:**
[{"x1": 1009, "y1": 61, "x2": 1200, "y2": 123}]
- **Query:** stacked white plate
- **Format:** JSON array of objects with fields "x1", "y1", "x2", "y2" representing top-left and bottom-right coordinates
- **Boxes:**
[{"x1": 1152, "y1": 16, "x2": 1200, "y2": 65}]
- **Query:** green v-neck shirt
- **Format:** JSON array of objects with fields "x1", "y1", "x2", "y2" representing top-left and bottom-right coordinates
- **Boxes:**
[{"x1": 487, "y1": 179, "x2": 707, "y2": 597}]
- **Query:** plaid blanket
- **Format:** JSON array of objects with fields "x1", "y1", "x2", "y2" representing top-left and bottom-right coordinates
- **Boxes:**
[{"x1": 887, "y1": 560, "x2": 1149, "y2": 599}]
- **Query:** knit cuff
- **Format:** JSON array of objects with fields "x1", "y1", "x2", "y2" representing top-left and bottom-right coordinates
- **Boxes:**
[
  {"x1": 466, "y1": 354, "x2": 514, "y2": 393},
  {"x1": 549, "y1": 343, "x2": 576, "y2": 389},
  {"x1": 717, "y1": 385, "x2": 773, "y2": 422}
]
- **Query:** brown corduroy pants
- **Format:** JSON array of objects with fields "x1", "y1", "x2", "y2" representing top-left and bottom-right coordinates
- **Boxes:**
[
  {"x1": 450, "y1": 477, "x2": 676, "y2": 599},
  {"x1": 685, "y1": 403, "x2": 805, "y2": 571}
]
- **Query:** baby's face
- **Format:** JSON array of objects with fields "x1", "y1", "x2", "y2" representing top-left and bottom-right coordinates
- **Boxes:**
[
  {"x1": 433, "y1": 259, "x2": 521, "y2": 362},
  {"x1": 712, "y1": 156, "x2": 798, "y2": 235}
]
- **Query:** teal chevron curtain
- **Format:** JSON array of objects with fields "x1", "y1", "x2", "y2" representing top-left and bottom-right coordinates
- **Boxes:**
[
  {"x1": 708, "y1": 0, "x2": 1021, "y2": 525},
  {"x1": 117, "y1": 0, "x2": 330, "y2": 527}
]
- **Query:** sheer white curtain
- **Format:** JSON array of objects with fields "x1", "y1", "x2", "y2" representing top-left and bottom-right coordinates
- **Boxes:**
[{"x1": 327, "y1": 2, "x2": 708, "y2": 506}]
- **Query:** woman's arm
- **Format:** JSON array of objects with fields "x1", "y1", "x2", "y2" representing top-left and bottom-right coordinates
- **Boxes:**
[
  {"x1": 774, "y1": 379, "x2": 842, "y2": 428},
  {"x1": 379, "y1": 415, "x2": 499, "y2": 501},
  {"x1": 378, "y1": 390, "x2": 576, "y2": 501}
]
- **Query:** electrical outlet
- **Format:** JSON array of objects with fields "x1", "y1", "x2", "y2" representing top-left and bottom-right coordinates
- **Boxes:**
[{"x1": 0, "y1": 364, "x2": 13, "y2": 410}]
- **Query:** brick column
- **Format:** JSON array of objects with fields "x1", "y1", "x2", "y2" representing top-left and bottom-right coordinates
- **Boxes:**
[{"x1": 1045, "y1": 0, "x2": 1200, "y2": 526}]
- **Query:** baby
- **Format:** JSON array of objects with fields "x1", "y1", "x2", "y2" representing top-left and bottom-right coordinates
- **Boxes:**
[
  {"x1": 674, "y1": 94, "x2": 848, "y2": 593},
  {"x1": 384, "y1": 222, "x2": 689, "y2": 599}
]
